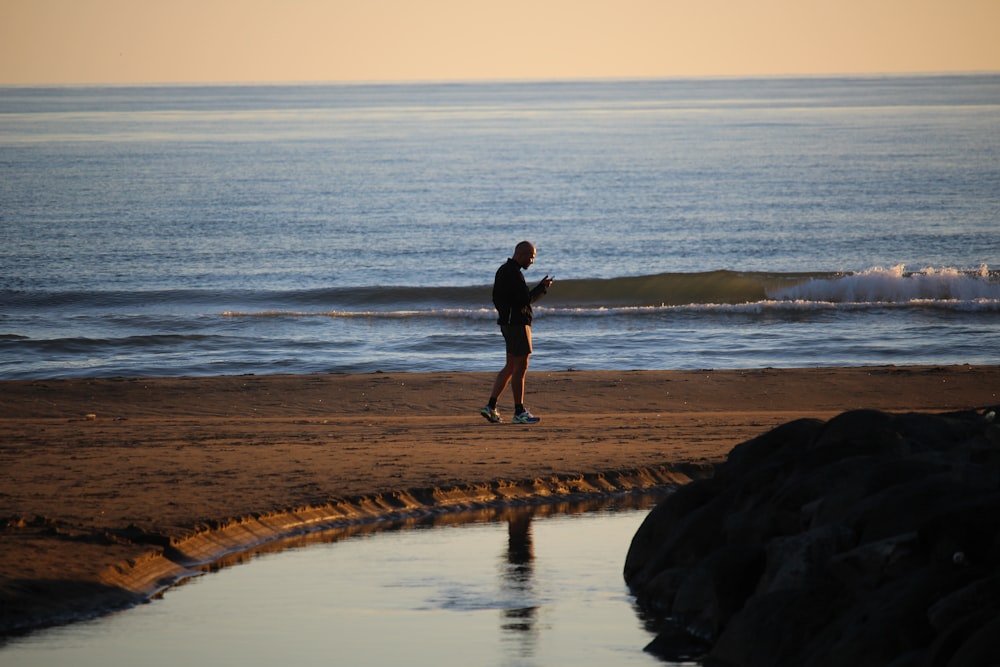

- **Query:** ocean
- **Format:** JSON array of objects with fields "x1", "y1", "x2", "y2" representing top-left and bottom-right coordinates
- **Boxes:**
[{"x1": 1, "y1": 75, "x2": 999, "y2": 379}]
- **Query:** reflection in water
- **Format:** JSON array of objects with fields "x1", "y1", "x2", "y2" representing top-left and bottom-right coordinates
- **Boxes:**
[
  {"x1": 1, "y1": 492, "x2": 679, "y2": 667},
  {"x1": 501, "y1": 510, "x2": 537, "y2": 656}
]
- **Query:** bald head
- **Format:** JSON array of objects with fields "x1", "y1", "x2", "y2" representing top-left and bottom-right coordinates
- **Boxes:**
[{"x1": 512, "y1": 241, "x2": 536, "y2": 269}]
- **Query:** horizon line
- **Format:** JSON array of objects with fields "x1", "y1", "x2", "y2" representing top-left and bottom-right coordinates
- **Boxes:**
[{"x1": 3, "y1": 69, "x2": 999, "y2": 89}]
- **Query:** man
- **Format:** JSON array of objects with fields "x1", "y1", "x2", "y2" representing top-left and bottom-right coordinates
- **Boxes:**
[{"x1": 481, "y1": 241, "x2": 554, "y2": 424}]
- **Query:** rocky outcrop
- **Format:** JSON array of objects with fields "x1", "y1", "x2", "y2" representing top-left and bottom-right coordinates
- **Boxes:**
[{"x1": 625, "y1": 408, "x2": 1000, "y2": 666}]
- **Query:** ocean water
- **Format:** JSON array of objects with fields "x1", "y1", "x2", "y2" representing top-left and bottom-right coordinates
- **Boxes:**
[{"x1": 2, "y1": 75, "x2": 999, "y2": 379}]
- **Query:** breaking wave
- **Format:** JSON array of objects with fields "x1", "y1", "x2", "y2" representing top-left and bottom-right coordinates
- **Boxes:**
[
  {"x1": 5, "y1": 266, "x2": 998, "y2": 321},
  {"x1": 217, "y1": 266, "x2": 1000, "y2": 319}
]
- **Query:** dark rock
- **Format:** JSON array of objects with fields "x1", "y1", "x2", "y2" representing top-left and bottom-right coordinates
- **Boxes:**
[
  {"x1": 927, "y1": 609, "x2": 1000, "y2": 667},
  {"x1": 643, "y1": 621, "x2": 713, "y2": 663},
  {"x1": 625, "y1": 407, "x2": 1000, "y2": 666},
  {"x1": 625, "y1": 477, "x2": 724, "y2": 581},
  {"x1": 721, "y1": 417, "x2": 825, "y2": 476},
  {"x1": 758, "y1": 524, "x2": 855, "y2": 594},
  {"x1": 671, "y1": 544, "x2": 765, "y2": 640},
  {"x1": 926, "y1": 574, "x2": 1000, "y2": 632},
  {"x1": 641, "y1": 567, "x2": 688, "y2": 615},
  {"x1": 707, "y1": 585, "x2": 841, "y2": 667}
]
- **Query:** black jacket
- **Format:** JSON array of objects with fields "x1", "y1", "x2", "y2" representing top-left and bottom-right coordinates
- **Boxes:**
[{"x1": 492, "y1": 258, "x2": 547, "y2": 326}]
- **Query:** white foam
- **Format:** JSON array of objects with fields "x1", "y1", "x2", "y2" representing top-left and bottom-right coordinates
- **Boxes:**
[{"x1": 769, "y1": 265, "x2": 1000, "y2": 304}]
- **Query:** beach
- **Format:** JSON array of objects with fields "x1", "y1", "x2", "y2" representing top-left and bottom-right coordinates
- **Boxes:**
[{"x1": 2, "y1": 365, "x2": 997, "y2": 634}]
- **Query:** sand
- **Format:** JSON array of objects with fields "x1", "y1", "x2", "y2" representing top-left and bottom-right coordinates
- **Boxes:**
[{"x1": 2, "y1": 365, "x2": 998, "y2": 633}]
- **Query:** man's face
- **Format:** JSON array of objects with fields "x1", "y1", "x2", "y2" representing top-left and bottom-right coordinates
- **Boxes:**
[{"x1": 516, "y1": 246, "x2": 536, "y2": 270}]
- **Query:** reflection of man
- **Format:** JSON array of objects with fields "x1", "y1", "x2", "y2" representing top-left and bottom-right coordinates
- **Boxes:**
[
  {"x1": 481, "y1": 241, "x2": 553, "y2": 425},
  {"x1": 507, "y1": 512, "x2": 534, "y2": 571},
  {"x1": 501, "y1": 511, "x2": 536, "y2": 637}
]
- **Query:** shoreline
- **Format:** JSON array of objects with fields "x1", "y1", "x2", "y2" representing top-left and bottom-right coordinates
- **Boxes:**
[{"x1": 2, "y1": 365, "x2": 998, "y2": 636}]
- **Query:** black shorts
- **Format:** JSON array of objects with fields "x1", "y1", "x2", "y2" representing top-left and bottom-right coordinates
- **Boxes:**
[{"x1": 500, "y1": 324, "x2": 532, "y2": 356}]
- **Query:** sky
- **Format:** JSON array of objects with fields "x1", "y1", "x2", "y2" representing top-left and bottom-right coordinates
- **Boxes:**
[{"x1": 1, "y1": 0, "x2": 998, "y2": 85}]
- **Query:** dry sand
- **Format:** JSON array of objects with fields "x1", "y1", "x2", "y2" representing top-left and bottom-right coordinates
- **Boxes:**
[{"x1": 2, "y1": 365, "x2": 998, "y2": 633}]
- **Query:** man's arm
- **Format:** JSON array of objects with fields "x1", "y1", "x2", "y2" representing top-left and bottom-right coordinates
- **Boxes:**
[{"x1": 529, "y1": 275, "x2": 552, "y2": 303}]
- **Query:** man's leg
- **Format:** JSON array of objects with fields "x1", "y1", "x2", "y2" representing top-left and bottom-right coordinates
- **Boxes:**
[
  {"x1": 484, "y1": 326, "x2": 533, "y2": 422},
  {"x1": 489, "y1": 353, "x2": 527, "y2": 403},
  {"x1": 509, "y1": 354, "x2": 529, "y2": 410},
  {"x1": 508, "y1": 353, "x2": 540, "y2": 423}
]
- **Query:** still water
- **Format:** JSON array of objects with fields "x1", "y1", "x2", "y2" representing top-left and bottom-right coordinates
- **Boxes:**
[{"x1": 1, "y1": 496, "x2": 692, "y2": 667}]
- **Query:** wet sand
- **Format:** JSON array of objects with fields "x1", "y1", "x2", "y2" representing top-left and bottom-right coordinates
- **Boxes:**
[{"x1": 2, "y1": 366, "x2": 997, "y2": 634}]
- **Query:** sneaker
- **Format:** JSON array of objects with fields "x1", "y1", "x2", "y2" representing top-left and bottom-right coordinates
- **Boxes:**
[
  {"x1": 512, "y1": 409, "x2": 540, "y2": 424},
  {"x1": 480, "y1": 405, "x2": 502, "y2": 423}
]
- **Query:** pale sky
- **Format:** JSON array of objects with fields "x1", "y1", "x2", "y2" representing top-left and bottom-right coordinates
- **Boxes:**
[{"x1": 2, "y1": 0, "x2": 998, "y2": 85}]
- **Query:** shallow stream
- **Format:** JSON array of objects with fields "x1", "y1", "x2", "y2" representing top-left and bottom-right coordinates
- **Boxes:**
[{"x1": 1, "y1": 494, "x2": 697, "y2": 666}]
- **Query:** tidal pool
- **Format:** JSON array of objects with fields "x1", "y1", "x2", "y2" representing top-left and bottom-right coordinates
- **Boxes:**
[{"x1": 1, "y1": 494, "x2": 697, "y2": 667}]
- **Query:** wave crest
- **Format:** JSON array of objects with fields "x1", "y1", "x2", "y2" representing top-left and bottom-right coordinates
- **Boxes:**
[
  {"x1": 5, "y1": 266, "x2": 997, "y2": 318},
  {"x1": 769, "y1": 265, "x2": 1000, "y2": 304},
  {"x1": 544, "y1": 266, "x2": 999, "y2": 308}
]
